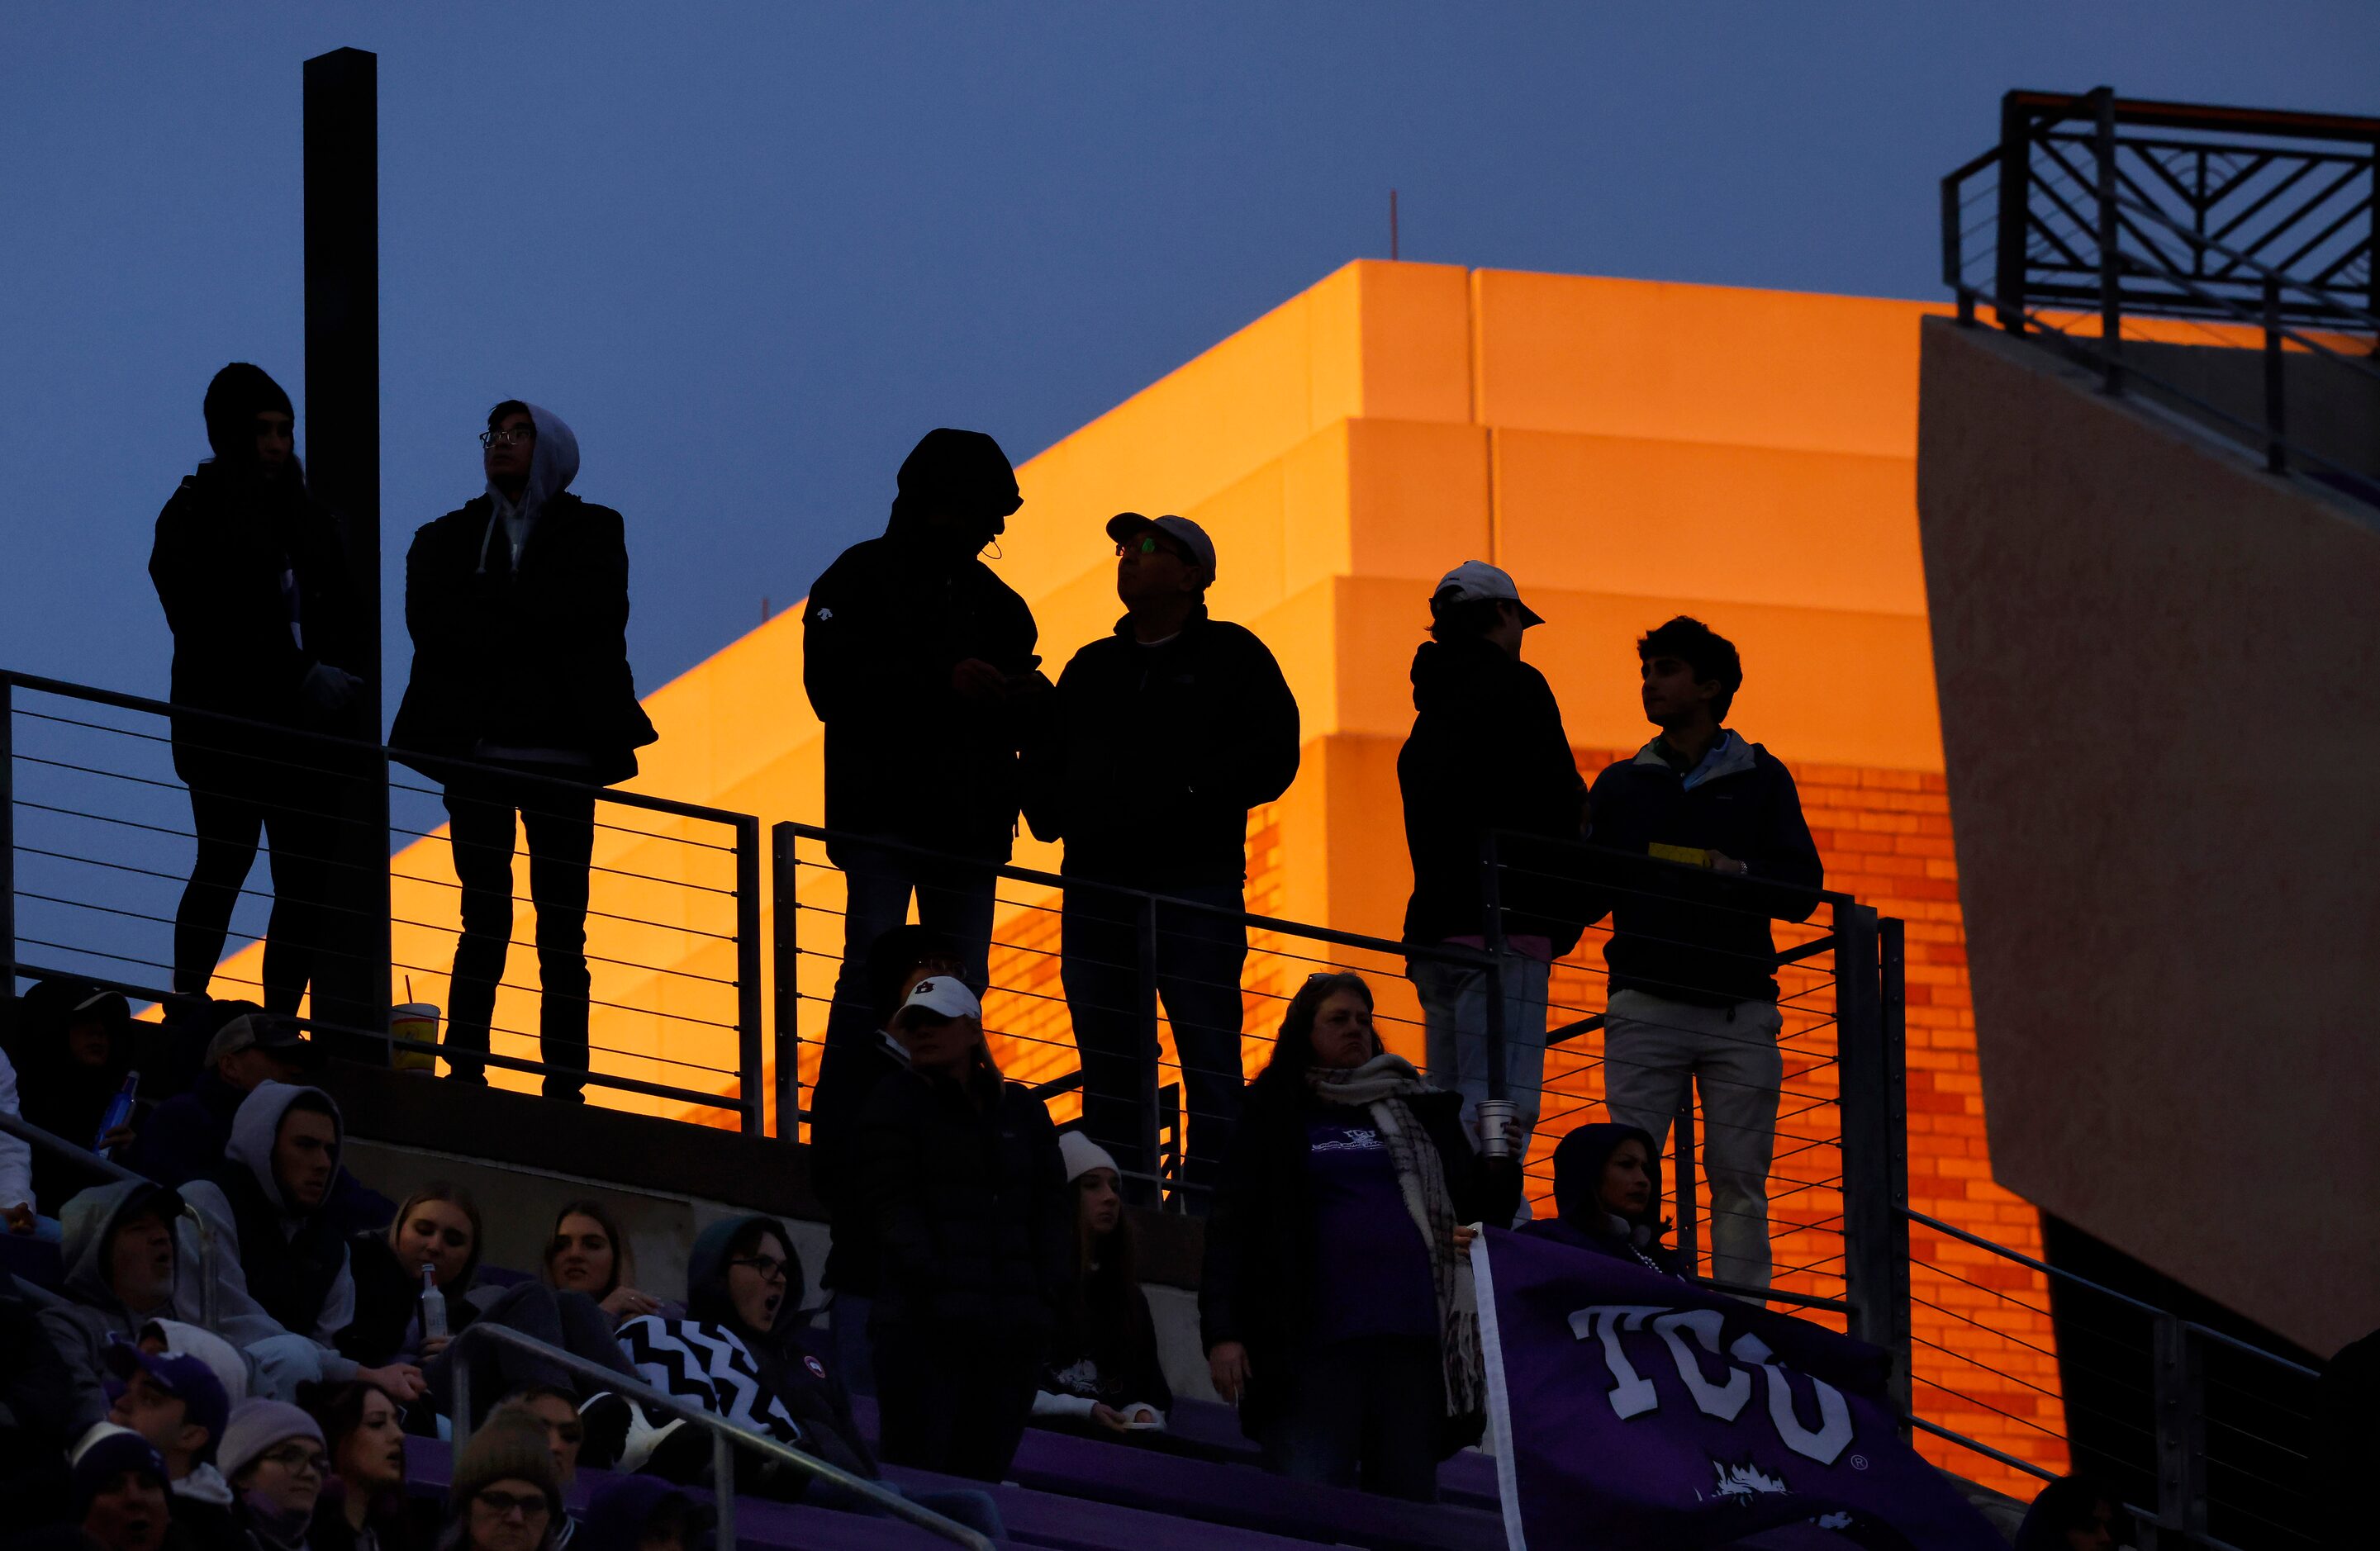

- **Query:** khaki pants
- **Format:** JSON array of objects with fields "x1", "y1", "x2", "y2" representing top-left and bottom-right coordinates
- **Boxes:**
[{"x1": 1602, "y1": 988, "x2": 1784, "y2": 1290}]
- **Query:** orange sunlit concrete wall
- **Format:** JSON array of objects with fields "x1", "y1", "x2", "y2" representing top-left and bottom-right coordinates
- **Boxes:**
[{"x1": 221, "y1": 260, "x2": 2061, "y2": 1492}]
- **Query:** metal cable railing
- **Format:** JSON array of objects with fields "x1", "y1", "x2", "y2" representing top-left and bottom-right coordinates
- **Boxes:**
[{"x1": 0, "y1": 1108, "x2": 221, "y2": 1327}]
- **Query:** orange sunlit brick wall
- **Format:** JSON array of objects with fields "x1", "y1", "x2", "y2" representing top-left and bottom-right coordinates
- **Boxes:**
[{"x1": 226, "y1": 258, "x2": 2064, "y2": 1492}]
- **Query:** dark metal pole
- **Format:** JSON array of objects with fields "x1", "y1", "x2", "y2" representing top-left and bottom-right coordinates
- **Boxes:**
[
  {"x1": 734, "y1": 818, "x2": 763, "y2": 1136},
  {"x1": 1941, "y1": 173, "x2": 1974, "y2": 326},
  {"x1": 2264, "y1": 274, "x2": 2288, "y2": 473},
  {"x1": 1671, "y1": 1093, "x2": 1700, "y2": 1278},
  {"x1": 1836, "y1": 901, "x2": 1912, "y2": 1426},
  {"x1": 1136, "y1": 894, "x2": 1164, "y2": 1209},
  {"x1": 2093, "y1": 86, "x2": 2125, "y2": 394},
  {"x1": 302, "y1": 47, "x2": 388, "y2": 1037},
  {"x1": 1993, "y1": 91, "x2": 2034, "y2": 333},
  {"x1": 2153, "y1": 1315, "x2": 2210, "y2": 1539},
  {"x1": 770, "y1": 823, "x2": 800, "y2": 1141}
]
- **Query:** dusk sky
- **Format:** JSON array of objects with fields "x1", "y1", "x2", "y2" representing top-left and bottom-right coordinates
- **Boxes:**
[{"x1": 4, "y1": 3, "x2": 2373, "y2": 710}]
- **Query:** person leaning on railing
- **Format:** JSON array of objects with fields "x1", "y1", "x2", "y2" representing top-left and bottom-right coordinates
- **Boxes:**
[{"x1": 1199, "y1": 971, "x2": 1520, "y2": 1502}]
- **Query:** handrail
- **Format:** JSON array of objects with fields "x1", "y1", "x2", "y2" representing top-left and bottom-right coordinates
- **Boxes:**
[
  {"x1": 1485, "y1": 825, "x2": 1862, "y2": 912},
  {"x1": 445, "y1": 1322, "x2": 990, "y2": 1551},
  {"x1": 0, "y1": 1108, "x2": 218, "y2": 1326}
]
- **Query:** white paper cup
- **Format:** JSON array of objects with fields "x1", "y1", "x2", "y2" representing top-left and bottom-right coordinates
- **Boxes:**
[{"x1": 389, "y1": 1003, "x2": 439, "y2": 1073}]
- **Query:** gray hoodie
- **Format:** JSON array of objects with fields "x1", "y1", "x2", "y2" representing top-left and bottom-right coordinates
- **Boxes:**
[
  {"x1": 39, "y1": 1179, "x2": 189, "y2": 1433},
  {"x1": 177, "y1": 1081, "x2": 359, "y2": 1387},
  {"x1": 479, "y1": 402, "x2": 581, "y2": 573}
]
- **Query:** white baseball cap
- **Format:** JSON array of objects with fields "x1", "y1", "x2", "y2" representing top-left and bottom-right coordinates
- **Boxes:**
[
  {"x1": 894, "y1": 975, "x2": 982, "y2": 1025},
  {"x1": 1432, "y1": 560, "x2": 1544, "y2": 627},
  {"x1": 1059, "y1": 1130, "x2": 1121, "y2": 1183}
]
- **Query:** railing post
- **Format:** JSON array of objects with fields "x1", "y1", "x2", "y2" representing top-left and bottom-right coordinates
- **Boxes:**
[
  {"x1": 2093, "y1": 84, "x2": 2126, "y2": 394},
  {"x1": 2263, "y1": 274, "x2": 2288, "y2": 474},
  {"x1": 1, "y1": 676, "x2": 14, "y2": 996},
  {"x1": 1137, "y1": 892, "x2": 1164, "y2": 1208},
  {"x1": 1994, "y1": 90, "x2": 2033, "y2": 333},
  {"x1": 734, "y1": 818, "x2": 763, "y2": 1137},
  {"x1": 1478, "y1": 832, "x2": 1508, "y2": 1102},
  {"x1": 1671, "y1": 1093, "x2": 1700, "y2": 1278},
  {"x1": 712, "y1": 1427, "x2": 739, "y2": 1551},
  {"x1": 2154, "y1": 1315, "x2": 2210, "y2": 1539},
  {"x1": 451, "y1": 1359, "x2": 473, "y2": 1455},
  {"x1": 1941, "y1": 173, "x2": 1974, "y2": 326},
  {"x1": 770, "y1": 822, "x2": 800, "y2": 1141},
  {"x1": 1836, "y1": 901, "x2": 1912, "y2": 1428}
]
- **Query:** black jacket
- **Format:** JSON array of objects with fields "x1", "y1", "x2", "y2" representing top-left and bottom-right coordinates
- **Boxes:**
[
  {"x1": 802, "y1": 514, "x2": 1040, "y2": 862},
  {"x1": 1024, "y1": 606, "x2": 1300, "y2": 886},
  {"x1": 205, "y1": 1156, "x2": 349, "y2": 1339},
  {"x1": 335, "y1": 1230, "x2": 479, "y2": 1366},
  {"x1": 1042, "y1": 1259, "x2": 1172, "y2": 1420},
  {"x1": 812, "y1": 1034, "x2": 904, "y2": 1295},
  {"x1": 149, "y1": 462, "x2": 366, "y2": 755},
  {"x1": 854, "y1": 1063, "x2": 1071, "y2": 1340},
  {"x1": 1583, "y1": 733, "x2": 1824, "y2": 1005},
  {"x1": 1515, "y1": 1122, "x2": 1684, "y2": 1276},
  {"x1": 390, "y1": 492, "x2": 657, "y2": 785},
  {"x1": 1198, "y1": 1080, "x2": 1519, "y2": 1449},
  {"x1": 1397, "y1": 639, "x2": 1589, "y2": 951}
]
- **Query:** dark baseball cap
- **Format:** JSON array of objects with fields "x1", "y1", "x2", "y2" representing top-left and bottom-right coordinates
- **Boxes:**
[
  {"x1": 105, "y1": 1343, "x2": 232, "y2": 1459},
  {"x1": 202, "y1": 1013, "x2": 324, "y2": 1072}
]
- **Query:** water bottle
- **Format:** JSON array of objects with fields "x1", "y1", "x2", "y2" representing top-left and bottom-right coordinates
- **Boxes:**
[
  {"x1": 94, "y1": 1072, "x2": 139, "y2": 1155},
  {"x1": 419, "y1": 1264, "x2": 449, "y2": 1343}
]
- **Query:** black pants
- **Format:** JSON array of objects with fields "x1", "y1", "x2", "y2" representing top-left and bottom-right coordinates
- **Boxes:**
[
  {"x1": 1259, "y1": 1335, "x2": 1444, "y2": 1501},
  {"x1": 871, "y1": 1319, "x2": 1039, "y2": 1482},
  {"x1": 1060, "y1": 880, "x2": 1247, "y2": 1208},
  {"x1": 172, "y1": 741, "x2": 337, "y2": 1016},
  {"x1": 441, "y1": 771, "x2": 596, "y2": 1098}
]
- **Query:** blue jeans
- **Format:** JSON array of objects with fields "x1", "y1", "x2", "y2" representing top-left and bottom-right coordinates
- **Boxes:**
[
  {"x1": 1260, "y1": 1335, "x2": 1442, "y2": 1501},
  {"x1": 1412, "y1": 950, "x2": 1554, "y2": 1170},
  {"x1": 1060, "y1": 881, "x2": 1247, "y2": 1208}
]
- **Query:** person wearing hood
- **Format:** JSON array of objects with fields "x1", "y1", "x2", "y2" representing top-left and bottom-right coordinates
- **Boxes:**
[
  {"x1": 177, "y1": 1082, "x2": 422, "y2": 1406},
  {"x1": 390, "y1": 401, "x2": 658, "y2": 1103},
  {"x1": 1583, "y1": 616, "x2": 1823, "y2": 1294},
  {"x1": 1516, "y1": 1123, "x2": 1683, "y2": 1277},
  {"x1": 217, "y1": 1399, "x2": 328, "y2": 1551},
  {"x1": 101, "y1": 1337, "x2": 242, "y2": 1549},
  {"x1": 1023, "y1": 511, "x2": 1300, "y2": 1211},
  {"x1": 67, "y1": 1426, "x2": 176, "y2": 1551},
  {"x1": 7, "y1": 977, "x2": 140, "y2": 1215},
  {"x1": 1397, "y1": 562, "x2": 1587, "y2": 1178},
  {"x1": 857, "y1": 975, "x2": 1071, "y2": 1482},
  {"x1": 305, "y1": 1378, "x2": 439, "y2": 1551},
  {"x1": 1199, "y1": 971, "x2": 1519, "y2": 1501},
  {"x1": 804, "y1": 428, "x2": 1041, "y2": 1142},
  {"x1": 43, "y1": 1181, "x2": 192, "y2": 1434},
  {"x1": 150, "y1": 363, "x2": 367, "y2": 1017}
]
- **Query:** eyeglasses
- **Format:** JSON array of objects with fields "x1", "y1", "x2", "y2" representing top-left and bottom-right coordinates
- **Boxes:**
[
  {"x1": 729, "y1": 1254, "x2": 789, "y2": 1283},
  {"x1": 1114, "y1": 536, "x2": 1189, "y2": 562},
  {"x1": 478, "y1": 428, "x2": 533, "y2": 448},
  {"x1": 259, "y1": 1444, "x2": 330, "y2": 1476},
  {"x1": 474, "y1": 1489, "x2": 551, "y2": 1520}
]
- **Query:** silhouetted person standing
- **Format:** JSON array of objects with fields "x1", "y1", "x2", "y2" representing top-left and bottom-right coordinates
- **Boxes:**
[
  {"x1": 802, "y1": 429, "x2": 1038, "y2": 1140},
  {"x1": 152, "y1": 363, "x2": 366, "y2": 1016},
  {"x1": 1026, "y1": 514, "x2": 1299, "y2": 1209},
  {"x1": 392, "y1": 403, "x2": 656, "y2": 1102}
]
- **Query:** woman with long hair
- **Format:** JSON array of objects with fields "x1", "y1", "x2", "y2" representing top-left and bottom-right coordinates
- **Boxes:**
[
  {"x1": 1516, "y1": 1122, "x2": 1683, "y2": 1276},
  {"x1": 540, "y1": 1200, "x2": 661, "y2": 1326},
  {"x1": 306, "y1": 1378, "x2": 439, "y2": 1551},
  {"x1": 856, "y1": 974, "x2": 1070, "y2": 1481},
  {"x1": 1032, "y1": 1131, "x2": 1171, "y2": 1435},
  {"x1": 1200, "y1": 970, "x2": 1519, "y2": 1501}
]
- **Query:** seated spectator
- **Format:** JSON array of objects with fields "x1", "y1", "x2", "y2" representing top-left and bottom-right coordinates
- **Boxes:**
[
  {"x1": 133, "y1": 1014, "x2": 317, "y2": 1189},
  {"x1": 1200, "y1": 970, "x2": 1519, "y2": 1501},
  {"x1": 1515, "y1": 1123, "x2": 1683, "y2": 1277},
  {"x1": 444, "y1": 1413, "x2": 562, "y2": 1551},
  {"x1": 815, "y1": 925, "x2": 967, "y2": 1398},
  {"x1": 340, "y1": 1183, "x2": 636, "y2": 1429},
  {"x1": 1033, "y1": 1131, "x2": 1171, "y2": 1436},
  {"x1": 43, "y1": 1181, "x2": 188, "y2": 1434},
  {"x1": 218, "y1": 1399, "x2": 330, "y2": 1551},
  {"x1": 0, "y1": 1041, "x2": 35, "y2": 1236},
  {"x1": 2015, "y1": 1474, "x2": 2135, "y2": 1551},
  {"x1": 0, "y1": 1271, "x2": 74, "y2": 1516},
  {"x1": 306, "y1": 1378, "x2": 439, "y2": 1551},
  {"x1": 541, "y1": 1200, "x2": 661, "y2": 1326},
  {"x1": 102, "y1": 1340, "x2": 238, "y2": 1545},
  {"x1": 68, "y1": 1427, "x2": 174, "y2": 1551},
  {"x1": 491, "y1": 1389, "x2": 582, "y2": 1548},
  {"x1": 857, "y1": 975, "x2": 1070, "y2": 1482},
  {"x1": 575, "y1": 1478, "x2": 710, "y2": 1551},
  {"x1": 178, "y1": 1082, "x2": 421, "y2": 1404},
  {"x1": 7, "y1": 978, "x2": 139, "y2": 1214}
]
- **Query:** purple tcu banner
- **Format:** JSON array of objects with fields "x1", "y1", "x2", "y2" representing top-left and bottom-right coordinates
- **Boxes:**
[{"x1": 1473, "y1": 1229, "x2": 2001, "y2": 1550}]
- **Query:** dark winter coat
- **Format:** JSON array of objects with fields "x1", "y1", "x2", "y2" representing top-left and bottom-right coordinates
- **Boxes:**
[
  {"x1": 390, "y1": 489, "x2": 656, "y2": 785},
  {"x1": 1040, "y1": 1246, "x2": 1172, "y2": 1420},
  {"x1": 813, "y1": 1033, "x2": 905, "y2": 1296},
  {"x1": 855, "y1": 1063, "x2": 1071, "y2": 1342},
  {"x1": 802, "y1": 510, "x2": 1041, "y2": 862},
  {"x1": 1198, "y1": 1080, "x2": 1519, "y2": 1449},
  {"x1": 1515, "y1": 1122, "x2": 1684, "y2": 1277},
  {"x1": 1397, "y1": 638, "x2": 1589, "y2": 951},
  {"x1": 684, "y1": 1215, "x2": 876, "y2": 1482},
  {"x1": 1024, "y1": 605, "x2": 1300, "y2": 887},
  {"x1": 149, "y1": 460, "x2": 366, "y2": 758},
  {"x1": 4, "y1": 978, "x2": 134, "y2": 1213},
  {"x1": 1582, "y1": 733, "x2": 1824, "y2": 1006}
]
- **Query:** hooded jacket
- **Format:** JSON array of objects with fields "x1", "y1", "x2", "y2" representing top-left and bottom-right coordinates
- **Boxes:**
[
  {"x1": 1397, "y1": 638, "x2": 1589, "y2": 951},
  {"x1": 390, "y1": 405, "x2": 657, "y2": 785},
  {"x1": 1024, "y1": 605, "x2": 1300, "y2": 887},
  {"x1": 1583, "y1": 732, "x2": 1825, "y2": 1006},
  {"x1": 177, "y1": 1083, "x2": 358, "y2": 1381},
  {"x1": 6, "y1": 977, "x2": 135, "y2": 1213},
  {"x1": 802, "y1": 483, "x2": 1040, "y2": 864},
  {"x1": 683, "y1": 1216, "x2": 875, "y2": 1481},
  {"x1": 1516, "y1": 1122, "x2": 1682, "y2": 1277},
  {"x1": 39, "y1": 1179, "x2": 192, "y2": 1433}
]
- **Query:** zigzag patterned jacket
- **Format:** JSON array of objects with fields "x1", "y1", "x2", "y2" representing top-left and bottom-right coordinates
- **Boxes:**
[{"x1": 616, "y1": 1313, "x2": 805, "y2": 1446}]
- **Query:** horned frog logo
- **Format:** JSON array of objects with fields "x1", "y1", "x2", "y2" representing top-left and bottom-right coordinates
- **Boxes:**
[{"x1": 1706, "y1": 1456, "x2": 1789, "y2": 1500}]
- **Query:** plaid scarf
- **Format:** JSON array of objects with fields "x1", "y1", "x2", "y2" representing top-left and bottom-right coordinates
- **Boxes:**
[{"x1": 1306, "y1": 1053, "x2": 1485, "y2": 1417}]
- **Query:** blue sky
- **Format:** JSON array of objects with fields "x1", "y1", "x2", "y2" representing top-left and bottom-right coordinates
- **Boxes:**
[{"x1": 3, "y1": 2, "x2": 2373, "y2": 710}]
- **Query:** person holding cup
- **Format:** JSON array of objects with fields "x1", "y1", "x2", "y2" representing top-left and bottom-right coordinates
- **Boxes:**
[{"x1": 1199, "y1": 970, "x2": 1519, "y2": 1501}]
